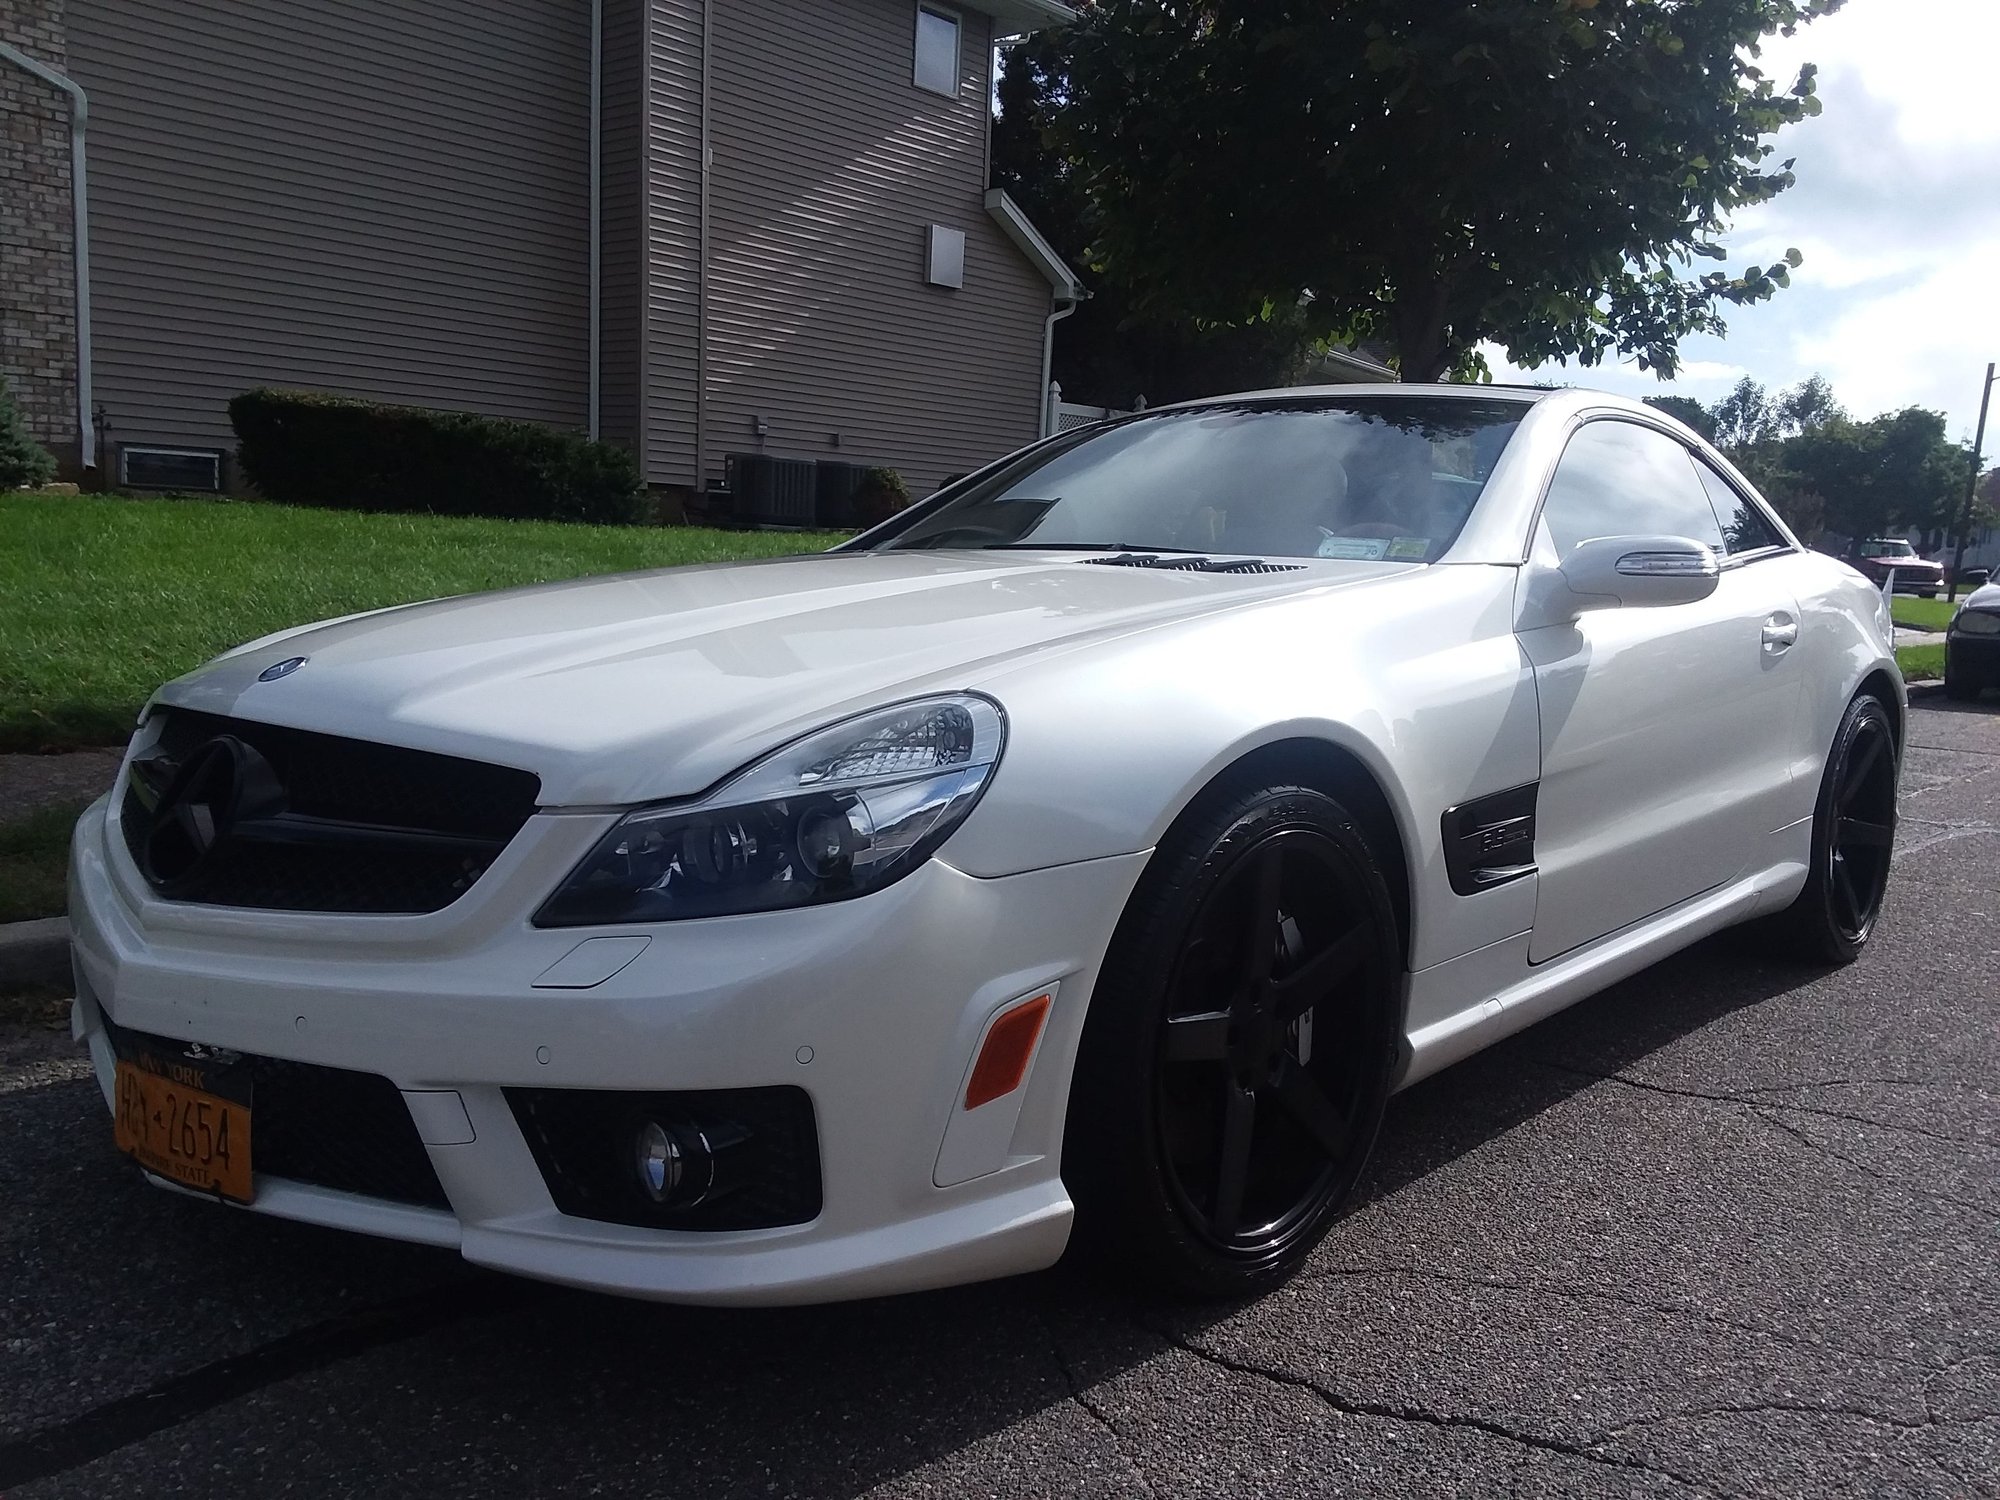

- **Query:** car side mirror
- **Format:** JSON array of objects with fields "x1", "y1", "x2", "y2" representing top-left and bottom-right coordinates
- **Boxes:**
[{"x1": 1558, "y1": 535, "x2": 1721, "y2": 613}]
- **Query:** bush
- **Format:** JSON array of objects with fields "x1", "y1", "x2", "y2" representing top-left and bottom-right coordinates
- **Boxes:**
[
  {"x1": 229, "y1": 389, "x2": 646, "y2": 525},
  {"x1": 852, "y1": 466, "x2": 912, "y2": 529},
  {"x1": 0, "y1": 375, "x2": 57, "y2": 490}
]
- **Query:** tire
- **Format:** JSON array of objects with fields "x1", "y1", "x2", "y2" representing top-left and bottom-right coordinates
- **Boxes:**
[
  {"x1": 1062, "y1": 776, "x2": 1402, "y2": 1299},
  {"x1": 1769, "y1": 692, "x2": 1899, "y2": 963}
]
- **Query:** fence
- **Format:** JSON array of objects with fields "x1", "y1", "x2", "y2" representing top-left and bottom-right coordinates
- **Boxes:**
[{"x1": 1045, "y1": 382, "x2": 1143, "y2": 437}]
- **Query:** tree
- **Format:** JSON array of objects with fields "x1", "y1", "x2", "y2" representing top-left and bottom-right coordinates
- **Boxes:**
[
  {"x1": 1644, "y1": 395, "x2": 1718, "y2": 440},
  {"x1": 0, "y1": 375, "x2": 56, "y2": 490},
  {"x1": 993, "y1": 35, "x2": 1318, "y2": 407},
  {"x1": 1784, "y1": 408, "x2": 1972, "y2": 541},
  {"x1": 1047, "y1": 0, "x2": 1838, "y2": 381}
]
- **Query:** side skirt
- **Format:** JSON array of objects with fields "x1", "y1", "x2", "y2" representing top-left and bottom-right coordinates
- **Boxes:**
[{"x1": 1395, "y1": 834, "x2": 1812, "y2": 1091}]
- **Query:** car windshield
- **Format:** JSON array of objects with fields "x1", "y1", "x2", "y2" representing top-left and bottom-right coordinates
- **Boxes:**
[
  {"x1": 872, "y1": 396, "x2": 1530, "y2": 563},
  {"x1": 1861, "y1": 540, "x2": 1916, "y2": 558}
]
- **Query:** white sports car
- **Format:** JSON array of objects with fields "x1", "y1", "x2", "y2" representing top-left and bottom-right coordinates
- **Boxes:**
[{"x1": 69, "y1": 386, "x2": 1902, "y2": 1304}]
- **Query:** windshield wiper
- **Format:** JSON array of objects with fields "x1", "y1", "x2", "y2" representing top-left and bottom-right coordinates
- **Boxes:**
[{"x1": 975, "y1": 542, "x2": 1207, "y2": 554}]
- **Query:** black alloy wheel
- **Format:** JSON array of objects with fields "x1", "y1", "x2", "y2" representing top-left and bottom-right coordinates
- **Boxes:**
[
  {"x1": 1773, "y1": 692, "x2": 1898, "y2": 962},
  {"x1": 1065, "y1": 779, "x2": 1401, "y2": 1298}
]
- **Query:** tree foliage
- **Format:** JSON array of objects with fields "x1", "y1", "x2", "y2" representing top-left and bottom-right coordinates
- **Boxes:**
[
  {"x1": 1043, "y1": 0, "x2": 1839, "y2": 381},
  {"x1": 1673, "y1": 376, "x2": 1977, "y2": 543},
  {"x1": 993, "y1": 34, "x2": 1319, "y2": 407}
]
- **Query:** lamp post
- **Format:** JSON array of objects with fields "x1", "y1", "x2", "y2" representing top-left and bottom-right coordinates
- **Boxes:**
[{"x1": 1948, "y1": 361, "x2": 1996, "y2": 602}]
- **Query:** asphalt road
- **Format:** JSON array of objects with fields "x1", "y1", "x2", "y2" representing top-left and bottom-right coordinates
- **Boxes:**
[{"x1": 3, "y1": 698, "x2": 1995, "y2": 1499}]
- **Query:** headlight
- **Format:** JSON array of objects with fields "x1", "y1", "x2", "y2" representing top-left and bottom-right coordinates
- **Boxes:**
[
  {"x1": 536, "y1": 695, "x2": 1004, "y2": 926},
  {"x1": 1952, "y1": 609, "x2": 2000, "y2": 636}
]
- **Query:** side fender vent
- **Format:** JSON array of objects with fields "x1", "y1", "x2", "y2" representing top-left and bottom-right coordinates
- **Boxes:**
[{"x1": 1440, "y1": 783, "x2": 1539, "y2": 896}]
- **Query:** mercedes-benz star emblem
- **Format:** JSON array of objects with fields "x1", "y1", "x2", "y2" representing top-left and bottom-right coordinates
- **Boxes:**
[
  {"x1": 258, "y1": 656, "x2": 307, "y2": 682},
  {"x1": 143, "y1": 736, "x2": 285, "y2": 889}
]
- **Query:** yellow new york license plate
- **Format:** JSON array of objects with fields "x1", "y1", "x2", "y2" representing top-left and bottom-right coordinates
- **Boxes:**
[{"x1": 113, "y1": 1056, "x2": 253, "y2": 1203}]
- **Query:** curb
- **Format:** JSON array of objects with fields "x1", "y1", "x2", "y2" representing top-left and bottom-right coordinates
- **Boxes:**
[{"x1": 0, "y1": 917, "x2": 70, "y2": 992}]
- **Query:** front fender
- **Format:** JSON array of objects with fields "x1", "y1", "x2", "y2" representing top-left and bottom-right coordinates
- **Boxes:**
[{"x1": 949, "y1": 565, "x2": 1541, "y2": 971}]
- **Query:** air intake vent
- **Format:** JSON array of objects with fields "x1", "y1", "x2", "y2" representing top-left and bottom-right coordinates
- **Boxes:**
[
  {"x1": 119, "y1": 446, "x2": 224, "y2": 492},
  {"x1": 1081, "y1": 553, "x2": 1306, "y2": 574}
]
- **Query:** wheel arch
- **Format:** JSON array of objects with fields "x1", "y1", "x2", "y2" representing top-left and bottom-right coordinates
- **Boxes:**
[
  {"x1": 1158, "y1": 735, "x2": 1417, "y2": 974},
  {"x1": 1855, "y1": 667, "x2": 1904, "y2": 759}
]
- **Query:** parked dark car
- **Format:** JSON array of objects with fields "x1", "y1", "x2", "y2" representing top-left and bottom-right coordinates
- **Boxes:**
[
  {"x1": 1945, "y1": 580, "x2": 2000, "y2": 700},
  {"x1": 1845, "y1": 538, "x2": 1944, "y2": 596}
]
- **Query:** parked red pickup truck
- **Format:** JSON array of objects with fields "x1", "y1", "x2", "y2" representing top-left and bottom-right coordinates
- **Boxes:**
[{"x1": 1844, "y1": 538, "x2": 1945, "y2": 596}]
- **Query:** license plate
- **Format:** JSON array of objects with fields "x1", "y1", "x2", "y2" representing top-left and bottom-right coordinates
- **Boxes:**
[{"x1": 113, "y1": 1054, "x2": 253, "y2": 1203}]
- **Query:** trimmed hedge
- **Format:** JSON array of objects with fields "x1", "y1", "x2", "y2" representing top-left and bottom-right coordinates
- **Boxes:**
[{"x1": 229, "y1": 388, "x2": 646, "y2": 525}]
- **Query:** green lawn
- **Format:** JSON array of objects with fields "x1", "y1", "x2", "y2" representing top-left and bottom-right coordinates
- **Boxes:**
[
  {"x1": 0, "y1": 492, "x2": 840, "y2": 752},
  {"x1": 1891, "y1": 595, "x2": 1961, "y2": 633},
  {"x1": 1896, "y1": 643, "x2": 1945, "y2": 682},
  {"x1": 0, "y1": 799, "x2": 87, "y2": 924}
]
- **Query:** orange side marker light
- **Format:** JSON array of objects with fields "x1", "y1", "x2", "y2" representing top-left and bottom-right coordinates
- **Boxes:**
[{"x1": 964, "y1": 993, "x2": 1053, "y2": 1110}]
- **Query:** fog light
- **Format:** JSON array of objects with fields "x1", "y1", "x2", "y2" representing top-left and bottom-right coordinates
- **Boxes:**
[{"x1": 634, "y1": 1118, "x2": 716, "y2": 1206}]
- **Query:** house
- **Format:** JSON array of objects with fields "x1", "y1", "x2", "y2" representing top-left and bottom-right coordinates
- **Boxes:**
[{"x1": 1, "y1": 0, "x2": 1083, "y2": 500}]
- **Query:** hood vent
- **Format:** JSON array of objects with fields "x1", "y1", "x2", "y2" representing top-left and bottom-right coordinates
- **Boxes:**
[{"x1": 1081, "y1": 553, "x2": 1305, "y2": 575}]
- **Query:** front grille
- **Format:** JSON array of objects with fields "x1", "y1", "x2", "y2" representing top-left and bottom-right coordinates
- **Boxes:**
[
  {"x1": 105, "y1": 1018, "x2": 449, "y2": 1209},
  {"x1": 507, "y1": 1086, "x2": 822, "y2": 1231},
  {"x1": 120, "y1": 707, "x2": 541, "y2": 914}
]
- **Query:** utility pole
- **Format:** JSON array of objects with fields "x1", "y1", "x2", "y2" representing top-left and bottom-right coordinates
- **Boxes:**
[{"x1": 1949, "y1": 362, "x2": 1995, "y2": 602}]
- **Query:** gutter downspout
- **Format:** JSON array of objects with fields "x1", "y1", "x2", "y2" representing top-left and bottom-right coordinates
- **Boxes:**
[
  {"x1": 587, "y1": 0, "x2": 601, "y2": 439},
  {"x1": 1038, "y1": 294, "x2": 1077, "y2": 439},
  {"x1": 694, "y1": 0, "x2": 712, "y2": 490},
  {"x1": 0, "y1": 41, "x2": 94, "y2": 468}
]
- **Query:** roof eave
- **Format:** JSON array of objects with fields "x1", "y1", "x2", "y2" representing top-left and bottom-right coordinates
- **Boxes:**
[
  {"x1": 973, "y1": 0, "x2": 1079, "y2": 38},
  {"x1": 983, "y1": 188, "x2": 1086, "y2": 300}
]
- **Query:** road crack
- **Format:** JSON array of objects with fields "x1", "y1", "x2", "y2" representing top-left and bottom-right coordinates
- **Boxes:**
[
  {"x1": 1541, "y1": 1063, "x2": 1993, "y2": 1150},
  {"x1": 1299, "y1": 1262, "x2": 1931, "y2": 1372},
  {"x1": 1156, "y1": 1325, "x2": 1733, "y2": 1497},
  {"x1": 1039, "y1": 1312, "x2": 1159, "y2": 1499}
]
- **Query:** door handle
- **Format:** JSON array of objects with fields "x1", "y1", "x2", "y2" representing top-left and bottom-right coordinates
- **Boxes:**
[{"x1": 1762, "y1": 614, "x2": 1799, "y2": 656}]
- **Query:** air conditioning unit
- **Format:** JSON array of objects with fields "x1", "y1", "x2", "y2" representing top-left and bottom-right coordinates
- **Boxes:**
[
  {"x1": 724, "y1": 453, "x2": 817, "y2": 527},
  {"x1": 813, "y1": 460, "x2": 872, "y2": 528},
  {"x1": 119, "y1": 445, "x2": 225, "y2": 492}
]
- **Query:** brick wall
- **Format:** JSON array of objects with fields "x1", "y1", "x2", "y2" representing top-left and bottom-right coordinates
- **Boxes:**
[{"x1": 1, "y1": 0, "x2": 79, "y2": 470}]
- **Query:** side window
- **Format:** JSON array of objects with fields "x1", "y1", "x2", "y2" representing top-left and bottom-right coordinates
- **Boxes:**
[
  {"x1": 913, "y1": 4, "x2": 961, "y2": 96},
  {"x1": 1540, "y1": 421, "x2": 1725, "y2": 558},
  {"x1": 1691, "y1": 457, "x2": 1787, "y2": 558}
]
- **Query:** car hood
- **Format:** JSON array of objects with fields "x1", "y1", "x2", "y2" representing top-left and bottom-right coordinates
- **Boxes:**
[
  {"x1": 158, "y1": 550, "x2": 1413, "y2": 805},
  {"x1": 1959, "y1": 579, "x2": 2000, "y2": 612}
]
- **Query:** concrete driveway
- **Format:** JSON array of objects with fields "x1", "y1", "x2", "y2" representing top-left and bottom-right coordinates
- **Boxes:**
[{"x1": 3, "y1": 700, "x2": 1995, "y2": 1498}]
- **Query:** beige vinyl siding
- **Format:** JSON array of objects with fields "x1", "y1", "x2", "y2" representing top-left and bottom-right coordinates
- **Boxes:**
[
  {"x1": 599, "y1": 0, "x2": 647, "y2": 454},
  {"x1": 643, "y1": 0, "x2": 702, "y2": 483},
  {"x1": 65, "y1": 0, "x2": 591, "y2": 454},
  {"x1": 700, "y1": 0, "x2": 1052, "y2": 494}
]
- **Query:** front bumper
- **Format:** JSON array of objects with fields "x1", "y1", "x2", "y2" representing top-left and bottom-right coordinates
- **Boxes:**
[
  {"x1": 1946, "y1": 631, "x2": 2000, "y2": 682},
  {"x1": 68, "y1": 793, "x2": 1147, "y2": 1304}
]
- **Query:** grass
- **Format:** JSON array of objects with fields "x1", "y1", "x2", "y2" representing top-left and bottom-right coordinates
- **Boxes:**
[
  {"x1": 1891, "y1": 595, "x2": 1962, "y2": 633},
  {"x1": 0, "y1": 799, "x2": 87, "y2": 924},
  {"x1": 0, "y1": 492, "x2": 841, "y2": 751},
  {"x1": 1896, "y1": 643, "x2": 1945, "y2": 682}
]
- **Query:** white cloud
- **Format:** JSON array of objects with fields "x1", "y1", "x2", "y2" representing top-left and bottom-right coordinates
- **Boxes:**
[{"x1": 1486, "y1": 0, "x2": 2000, "y2": 440}]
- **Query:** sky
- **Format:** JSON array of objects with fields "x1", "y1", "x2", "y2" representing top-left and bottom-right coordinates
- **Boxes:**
[{"x1": 1483, "y1": 0, "x2": 2000, "y2": 442}]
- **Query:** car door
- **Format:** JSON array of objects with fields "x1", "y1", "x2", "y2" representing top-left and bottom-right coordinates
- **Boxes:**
[{"x1": 1515, "y1": 418, "x2": 1804, "y2": 963}]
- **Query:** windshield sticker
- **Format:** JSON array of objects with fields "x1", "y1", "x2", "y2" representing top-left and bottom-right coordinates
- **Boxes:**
[
  {"x1": 1316, "y1": 536, "x2": 1390, "y2": 560},
  {"x1": 1387, "y1": 537, "x2": 1431, "y2": 560}
]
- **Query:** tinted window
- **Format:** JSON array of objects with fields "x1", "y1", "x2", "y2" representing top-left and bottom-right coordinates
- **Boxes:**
[
  {"x1": 877, "y1": 397, "x2": 1529, "y2": 563},
  {"x1": 1540, "y1": 421, "x2": 1724, "y2": 557},
  {"x1": 1692, "y1": 459, "x2": 1786, "y2": 557}
]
